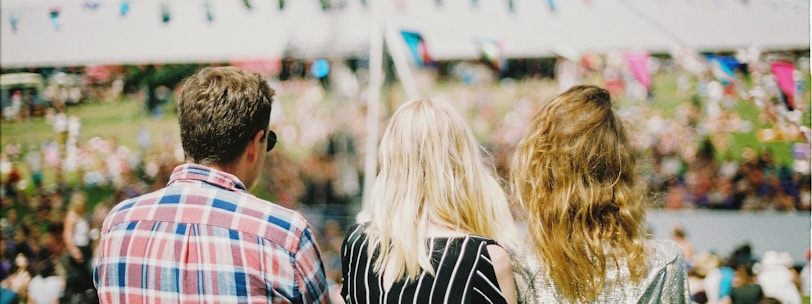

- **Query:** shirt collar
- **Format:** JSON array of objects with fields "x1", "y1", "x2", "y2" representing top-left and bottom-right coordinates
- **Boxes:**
[{"x1": 167, "y1": 164, "x2": 248, "y2": 192}]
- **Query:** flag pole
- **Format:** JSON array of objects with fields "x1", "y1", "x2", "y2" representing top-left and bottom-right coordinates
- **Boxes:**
[{"x1": 358, "y1": 18, "x2": 384, "y2": 223}]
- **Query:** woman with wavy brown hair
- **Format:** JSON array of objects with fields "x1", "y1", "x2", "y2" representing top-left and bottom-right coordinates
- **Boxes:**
[{"x1": 510, "y1": 85, "x2": 689, "y2": 303}]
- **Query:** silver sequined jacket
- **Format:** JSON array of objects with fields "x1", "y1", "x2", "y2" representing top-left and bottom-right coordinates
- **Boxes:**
[{"x1": 512, "y1": 239, "x2": 690, "y2": 304}]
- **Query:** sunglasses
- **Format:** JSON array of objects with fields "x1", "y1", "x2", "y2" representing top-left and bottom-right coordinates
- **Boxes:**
[
  {"x1": 266, "y1": 130, "x2": 277, "y2": 152},
  {"x1": 255, "y1": 74, "x2": 277, "y2": 153}
]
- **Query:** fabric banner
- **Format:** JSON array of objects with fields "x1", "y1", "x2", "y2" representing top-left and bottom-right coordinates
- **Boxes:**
[
  {"x1": 400, "y1": 30, "x2": 431, "y2": 66},
  {"x1": 476, "y1": 38, "x2": 506, "y2": 72},
  {"x1": 10, "y1": 13, "x2": 19, "y2": 33},
  {"x1": 49, "y1": 7, "x2": 61, "y2": 30},
  {"x1": 120, "y1": 1, "x2": 130, "y2": 17},
  {"x1": 771, "y1": 62, "x2": 796, "y2": 110},
  {"x1": 160, "y1": 2, "x2": 171, "y2": 24},
  {"x1": 624, "y1": 51, "x2": 650, "y2": 91},
  {"x1": 705, "y1": 55, "x2": 739, "y2": 85}
]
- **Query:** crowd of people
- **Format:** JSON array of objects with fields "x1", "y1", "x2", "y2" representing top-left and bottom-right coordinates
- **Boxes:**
[{"x1": 0, "y1": 50, "x2": 809, "y2": 303}]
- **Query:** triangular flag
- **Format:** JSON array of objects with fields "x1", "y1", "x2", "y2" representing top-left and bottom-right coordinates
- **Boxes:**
[
  {"x1": 401, "y1": 30, "x2": 432, "y2": 67},
  {"x1": 319, "y1": 0, "x2": 331, "y2": 10},
  {"x1": 624, "y1": 51, "x2": 650, "y2": 91},
  {"x1": 204, "y1": 1, "x2": 213, "y2": 22},
  {"x1": 705, "y1": 55, "x2": 739, "y2": 85},
  {"x1": 243, "y1": 0, "x2": 252, "y2": 10},
  {"x1": 120, "y1": 1, "x2": 130, "y2": 17},
  {"x1": 160, "y1": 2, "x2": 171, "y2": 24},
  {"x1": 49, "y1": 7, "x2": 61, "y2": 30},
  {"x1": 84, "y1": 1, "x2": 101, "y2": 10},
  {"x1": 476, "y1": 38, "x2": 507, "y2": 72},
  {"x1": 10, "y1": 13, "x2": 19, "y2": 33},
  {"x1": 547, "y1": 0, "x2": 556, "y2": 12},
  {"x1": 771, "y1": 62, "x2": 796, "y2": 110}
]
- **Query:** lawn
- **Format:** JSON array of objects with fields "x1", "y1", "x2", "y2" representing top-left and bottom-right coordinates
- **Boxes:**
[{"x1": 1, "y1": 72, "x2": 809, "y2": 203}]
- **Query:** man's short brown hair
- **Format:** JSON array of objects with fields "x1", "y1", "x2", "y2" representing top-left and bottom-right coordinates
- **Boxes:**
[{"x1": 177, "y1": 66, "x2": 275, "y2": 165}]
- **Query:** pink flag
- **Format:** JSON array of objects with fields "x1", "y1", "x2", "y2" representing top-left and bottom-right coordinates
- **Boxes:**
[
  {"x1": 625, "y1": 51, "x2": 650, "y2": 91},
  {"x1": 770, "y1": 62, "x2": 795, "y2": 109}
]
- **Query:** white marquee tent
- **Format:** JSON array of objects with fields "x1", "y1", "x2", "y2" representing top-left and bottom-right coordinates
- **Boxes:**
[{"x1": 1, "y1": 0, "x2": 809, "y2": 68}]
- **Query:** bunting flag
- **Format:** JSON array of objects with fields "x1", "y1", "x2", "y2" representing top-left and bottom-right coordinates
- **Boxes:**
[
  {"x1": 243, "y1": 0, "x2": 252, "y2": 10},
  {"x1": 771, "y1": 62, "x2": 796, "y2": 110},
  {"x1": 48, "y1": 7, "x2": 61, "y2": 30},
  {"x1": 84, "y1": 1, "x2": 101, "y2": 11},
  {"x1": 508, "y1": 0, "x2": 515, "y2": 13},
  {"x1": 204, "y1": 1, "x2": 213, "y2": 22},
  {"x1": 705, "y1": 55, "x2": 739, "y2": 85},
  {"x1": 160, "y1": 2, "x2": 171, "y2": 24},
  {"x1": 401, "y1": 30, "x2": 432, "y2": 67},
  {"x1": 547, "y1": 0, "x2": 556, "y2": 12},
  {"x1": 476, "y1": 38, "x2": 507, "y2": 72},
  {"x1": 10, "y1": 13, "x2": 19, "y2": 33},
  {"x1": 624, "y1": 51, "x2": 650, "y2": 91},
  {"x1": 120, "y1": 1, "x2": 130, "y2": 17},
  {"x1": 279, "y1": 0, "x2": 285, "y2": 10}
]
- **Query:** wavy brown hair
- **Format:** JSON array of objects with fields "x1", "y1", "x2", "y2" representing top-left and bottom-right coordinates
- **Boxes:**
[
  {"x1": 510, "y1": 85, "x2": 648, "y2": 302},
  {"x1": 178, "y1": 66, "x2": 274, "y2": 165}
]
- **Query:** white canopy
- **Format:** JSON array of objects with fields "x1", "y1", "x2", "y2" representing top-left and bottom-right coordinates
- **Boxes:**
[{"x1": 1, "y1": 0, "x2": 808, "y2": 68}]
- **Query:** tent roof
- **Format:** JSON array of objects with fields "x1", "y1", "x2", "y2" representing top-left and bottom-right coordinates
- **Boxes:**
[{"x1": 1, "y1": 0, "x2": 808, "y2": 68}]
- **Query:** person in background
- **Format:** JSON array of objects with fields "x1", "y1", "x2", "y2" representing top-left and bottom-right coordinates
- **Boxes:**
[
  {"x1": 341, "y1": 97, "x2": 520, "y2": 304},
  {"x1": 729, "y1": 258, "x2": 764, "y2": 304},
  {"x1": 756, "y1": 251, "x2": 802, "y2": 304},
  {"x1": 0, "y1": 253, "x2": 32, "y2": 303},
  {"x1": 94, "y1": 66, "x2": 330, "y2": 303},
  {"x1": 63, "y1": 190, "x2": 94, "y2": 300},
  {"x1": 801, "y1": 249, "x2": 810, "y2": 299},
  {"x1": 672, "y1": 225, "x2": 695, "y2": 265},
  {"x1": 27, "y1": 259, "x2": 64, "y2": 304},
  {"x1": 510, "y1": 85, "x2": 690, "y2": 303}
]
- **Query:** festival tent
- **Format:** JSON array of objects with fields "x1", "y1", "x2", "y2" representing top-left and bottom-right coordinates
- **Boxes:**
[
  {"x1": 390, "y1": 0, "x2": 808, "y2": 60},
  {"x1": 1, "y1": 0, "x2": 808, "y2": 68}
]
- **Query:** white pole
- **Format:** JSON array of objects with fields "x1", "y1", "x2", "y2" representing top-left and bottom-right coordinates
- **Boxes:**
[{"x1": 358, "y1": 20, "x2": 384, "y2": 223}]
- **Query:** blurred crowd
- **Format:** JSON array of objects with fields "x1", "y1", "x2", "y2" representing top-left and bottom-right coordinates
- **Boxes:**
[{"x1": 1, "y1": 49, "x2": 810, "y2": 303}]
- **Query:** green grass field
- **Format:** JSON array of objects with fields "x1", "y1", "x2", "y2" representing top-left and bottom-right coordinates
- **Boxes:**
[{"x1": 1, "y1": 73, "x2": 809, "y2": 200}]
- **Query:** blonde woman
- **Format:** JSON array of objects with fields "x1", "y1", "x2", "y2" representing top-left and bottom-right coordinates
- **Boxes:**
[
  {"x1": 63, "y1": 190, "x2": 94, "y2": 298},
  {"x1": 510, "y1": 85, "x2": 690, "y2": 303},
  {"x1": 341, "y1": 97, "x2": 520, "y2": 304}
]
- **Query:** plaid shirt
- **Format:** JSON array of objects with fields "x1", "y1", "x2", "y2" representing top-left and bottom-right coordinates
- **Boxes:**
[{"x1": 94, "y1": 164, "x2": 330, "y2": 303}]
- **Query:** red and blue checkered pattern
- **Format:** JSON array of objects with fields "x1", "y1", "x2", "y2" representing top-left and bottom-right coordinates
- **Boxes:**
[{"x1": 94, "y1": 164, "x2": 329, "y2": 303}]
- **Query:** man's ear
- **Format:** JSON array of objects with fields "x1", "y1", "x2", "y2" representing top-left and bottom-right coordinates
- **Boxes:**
[{"x1": 246, "y1": 129, "x2": 265, "y2": 163}]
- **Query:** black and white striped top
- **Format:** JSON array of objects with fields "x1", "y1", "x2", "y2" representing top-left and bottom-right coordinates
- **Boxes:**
[{"x1": 341, "y1": 223, "x2": 508, "y2": 304}]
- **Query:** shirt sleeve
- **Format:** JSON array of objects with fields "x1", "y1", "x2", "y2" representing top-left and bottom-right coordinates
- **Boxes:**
[
  {"x1": 295, "y1": 225, "x2": 331, "y2": 304},
  {"x1": 662, "y1": 248, "x2": 691, "y2": 303}
]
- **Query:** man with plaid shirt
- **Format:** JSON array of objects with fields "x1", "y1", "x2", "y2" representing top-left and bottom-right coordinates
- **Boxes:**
[{"x1": 94, "y1": 67, "x2": 329, "y2": 303}]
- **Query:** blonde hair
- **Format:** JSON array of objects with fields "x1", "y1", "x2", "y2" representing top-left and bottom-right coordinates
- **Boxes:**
[
  {"x1": 68, "y1": 190, "x2": 88, "y2": 215},
  {"x1": 366, "y1": 96, "x2": 519, "y2": 281},
  {"x1": 510, "y1": 85, "x2": 649, "y2": 302}
]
